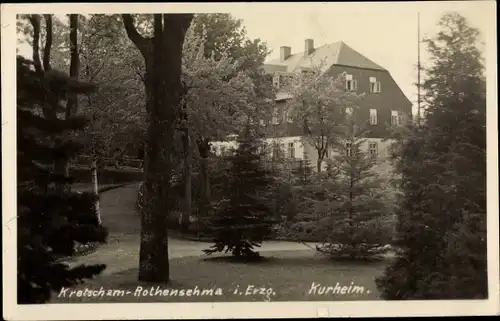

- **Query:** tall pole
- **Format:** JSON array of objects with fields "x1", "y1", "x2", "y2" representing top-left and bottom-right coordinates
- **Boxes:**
[{"x1": 417, "y1": 11, "x2": 421, "y2": 125}]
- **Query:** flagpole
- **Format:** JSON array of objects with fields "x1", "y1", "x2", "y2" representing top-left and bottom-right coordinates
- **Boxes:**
[{"x1": 417, "y1": 11, "x2": 421, "y2": 125}]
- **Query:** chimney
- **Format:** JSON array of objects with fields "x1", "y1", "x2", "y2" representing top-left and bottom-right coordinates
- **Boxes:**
[
  {"x1": 280, "y1": 46, "x2": 291, "y2": 62},
  {"x1": 304, "y1": 39, "x2": 314, "y2": 56}
]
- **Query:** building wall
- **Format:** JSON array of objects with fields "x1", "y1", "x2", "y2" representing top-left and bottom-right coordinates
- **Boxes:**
[
  {"x1": 212, "y1": 136, "x2": 396, "y2": 173},
  {"x1": 301, "y1": 137, "x2": 396, "y2": 172},
  {"x1": 326, "y1": 65, "x2": 413, "y2": 137},
  {"x1": 260, "y1": 66, "x2": 412, "y2": 139},
  {"x1": 211, "y1": 136, "x2": 305, "y2": 158}
]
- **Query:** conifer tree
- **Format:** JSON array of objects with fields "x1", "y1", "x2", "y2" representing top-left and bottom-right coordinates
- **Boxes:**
[
  {"x1": 376, "y1": 13, "x2": 487, "y2": 299},
  {"x1": 203, "y1": 127, "x2": 277, "y2": 258},
  {"x1": 315, "y1": 122, "x2": 393, "y2": 259},
  {"x1": 17, "y1": 56, "x2": 108, "y2": 303}
]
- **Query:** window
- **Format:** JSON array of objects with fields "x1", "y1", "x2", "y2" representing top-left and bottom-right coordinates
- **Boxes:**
[
  {"x1": 370, "y1": 77, "x2": 381, "y2": 93},
  {"x1": 272, "y1": 107, "x2": 279, "y2": 124},
  {"x1": 288, "y1": 142, "x2": 295, "y2": 158},
  {"x1": 273, "y1": 75, "x2": 280, "y2": 88},
  {"x1": 369, "y1": 142, "x2": 378, "y2": 158},
  {"x1": 345, "y1": 107, "x2": 354, "y2": 116},
  {"x1": 283, "y1": 108, "x2": 293, "y2": 123},
  {"x1": 259, "y1": 119, "x2": 265, "y2": 126},
  {"x1": 345, "y1": 142, "x2": 352, "y2": 157},
  {"x1": 345, "y1": 74, "x2": 358, "y2": 91},
  {"x1": 391, "y1": 110, "x2": 400, "y2": 126},
  {"x1": 369, "y1": 108, "x2": 378, "y2": 125}
]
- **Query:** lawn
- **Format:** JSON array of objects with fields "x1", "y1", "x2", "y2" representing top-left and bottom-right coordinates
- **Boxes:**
[
  {"x1": 52, "y1": 184, "x2": 391, "y2": 303},
  {"x1": 53, "y1": 250, "x2": 389, "y2": 303}
]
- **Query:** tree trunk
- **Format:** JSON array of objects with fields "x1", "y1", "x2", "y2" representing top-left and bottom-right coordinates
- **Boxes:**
[
  {"x1": 123, "y1": 13, "x2": 193, "y2": 283},
  {"x1": 85, "y1": 62, "x2": 101, "y2": 225},
  {"x1": 66, "y1": 14, "x2": 80, "y2": 118},
  {"x1": 42, "y1": 14, "x2": 52, "y2": 71},
  {"x1": 28, "y1": 15, "x2": 42, "y2": 74},
  {"x1": 181, "y1": 128, "x2": 192, "y2": 232},
  {"x1": 197, "y1": 139, "x2": 211, "y2": 218},
  {"x1": 55, "y1": 14, "x2": 80, "y2": 191},
  {"x1": 316, "y1": 152, "x2": 323, "y2": 173},
  {"x1": 91, "y1": 158, "x2": 102, "y2": 225}
]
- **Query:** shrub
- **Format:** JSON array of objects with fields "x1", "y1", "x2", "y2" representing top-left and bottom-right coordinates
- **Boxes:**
[{"x1": 71, "y1": 166, "x2": 143, "y2": 184}]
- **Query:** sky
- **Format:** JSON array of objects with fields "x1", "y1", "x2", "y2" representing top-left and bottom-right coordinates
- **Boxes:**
[
  {"x1": 15, "y1": 2, "x2": 495, "y2": 115},
  {"x1": 227, "y1": 2, "x2": 493, "y2": 113}
]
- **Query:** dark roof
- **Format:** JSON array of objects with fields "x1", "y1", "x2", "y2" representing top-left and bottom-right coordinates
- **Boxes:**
[{"x1": 263, "y1": 41, "x2": 386, "y2": 73}]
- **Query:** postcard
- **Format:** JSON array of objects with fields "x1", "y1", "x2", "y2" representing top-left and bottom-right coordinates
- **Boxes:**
[{"x1": 2, "y1": 1, "x2": 498, "y2": 320}]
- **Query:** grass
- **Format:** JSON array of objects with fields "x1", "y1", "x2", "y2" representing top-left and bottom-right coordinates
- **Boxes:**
[
  {"x1": 51, "y1": 184, "x2": 391, "y2": 303},
  {"x1": 53, "y1": 250, "x2": 388, "y2": 303}
]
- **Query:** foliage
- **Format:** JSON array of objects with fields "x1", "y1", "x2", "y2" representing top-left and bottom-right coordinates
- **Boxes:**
[
  {"x1": 376, "y1": 13, "x2": 487, "y2": 299},
  {"x1": 284, "y1": 62, "x2": 364, "y2": 171},
  {"x1": 182, "y1": 26, "x2": 256, "y2": 144},
  {"x1": 17, "y1": 56, "x2": 108, "y2": 303},
  {"x1": 17, "y1": 14, "x2": 70, "y2": 72},
  {"x1": 190, "y1": 13, "x2": 270, "y2": 75},
  {"x1": 314, "y1": 124, "x2": 396, "y2": 260},
  {"x1": 17, "y1": 14, "x2": 147, "y2": 162},
  {"x1": 77, "y1": 15, "x2": 146, "y2": 162},
  {"x1": 278, "y1": 122, "x2": 396, "y2": 256},
  {"x1": 180, "y1": 15, "x2": 274, "y2": 223},
  {"x1": 203, "y1": 129, "x2": 278, "y2": 258}
]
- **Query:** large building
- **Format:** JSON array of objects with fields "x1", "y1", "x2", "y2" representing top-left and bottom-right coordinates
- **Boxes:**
[{"x1": 213, "y1": 39, "x2": 412, "y2": 171}]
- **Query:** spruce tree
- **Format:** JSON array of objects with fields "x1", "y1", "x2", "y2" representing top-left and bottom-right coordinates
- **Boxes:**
[
  {"x1": 203, "y1": 127, "x2": 277, "y2": 259},
  {"x1": 315, "y1": 123, "x2": 393, "y2": 260},
  {"x1": 17, "y1": 56, "x2": 108, "y2": 303},
  {"x1": 376, "y1": 13, "x2": 487, "y2": 299}
]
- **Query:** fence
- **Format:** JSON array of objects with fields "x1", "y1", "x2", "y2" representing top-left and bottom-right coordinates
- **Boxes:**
[{"x1": 75, "y1": 155, "x2": 143, "y2": 169}]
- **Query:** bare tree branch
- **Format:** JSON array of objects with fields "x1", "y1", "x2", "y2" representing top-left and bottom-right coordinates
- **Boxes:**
[{"x1": 122, "y1": 14, "x2": 150, "y2": 58}]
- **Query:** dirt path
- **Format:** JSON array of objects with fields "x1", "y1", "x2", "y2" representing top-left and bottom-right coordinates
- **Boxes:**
[{"x1": 71, "y1": 185, "x2": 317, "y2": 276}]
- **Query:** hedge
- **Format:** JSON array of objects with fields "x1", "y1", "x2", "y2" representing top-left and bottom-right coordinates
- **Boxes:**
[{"x1": 70, "y1": 166, "x2": 144, "y2": 184}]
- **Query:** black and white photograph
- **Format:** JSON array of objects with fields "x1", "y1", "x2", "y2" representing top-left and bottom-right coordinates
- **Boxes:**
[{"x1": 2, "y1": 1, "x2": 498, "y2": 320}]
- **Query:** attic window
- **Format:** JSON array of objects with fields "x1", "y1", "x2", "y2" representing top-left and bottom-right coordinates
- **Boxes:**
[
  {"x1": 345, "y1": 74, "x2": 357, "y2": 91},
  {"x1": 370, "y1": 77, "x2": 381, "y2": 93}
]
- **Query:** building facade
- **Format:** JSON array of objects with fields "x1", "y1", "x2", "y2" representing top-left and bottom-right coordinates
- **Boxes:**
[{"x1": 213, "y1": 39, "x2": 412, "y2": 172}]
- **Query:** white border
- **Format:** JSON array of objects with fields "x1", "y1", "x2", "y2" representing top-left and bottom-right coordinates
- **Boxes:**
[{"x1": 2, "y1": 2, "x2": 499, "y2": 320}]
